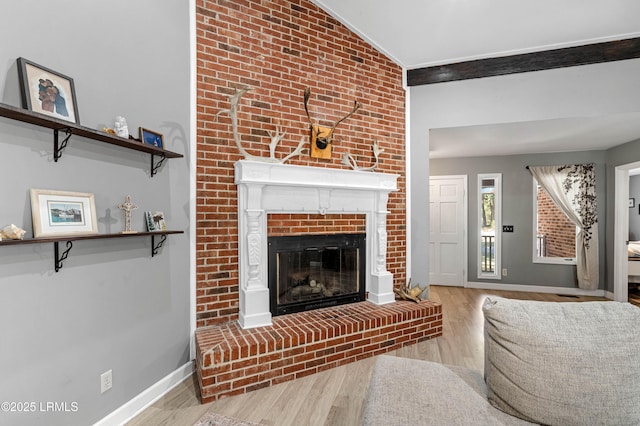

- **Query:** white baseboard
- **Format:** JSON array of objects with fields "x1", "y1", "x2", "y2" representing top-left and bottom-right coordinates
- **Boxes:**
[
  {"x1": 94, "y1": 360, "x2": 194, "y2": 426},
  {"x1": 464, "y1": 281, "x2": 608, "y2": 298}
]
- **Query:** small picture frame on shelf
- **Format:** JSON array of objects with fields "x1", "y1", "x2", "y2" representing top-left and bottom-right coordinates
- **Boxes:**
[
  {"x1": 139, "y1": 127, "x2": 163, "y2": 149},
  {"x1": 30, "y1": 189, "x2": 98, "y2": 238},
  {"x1": 145, "y1": 211, "x2": 167, "y2": 232},
  {"x1": 17, "y1": 57, "x2": 79, "y2": 124}
]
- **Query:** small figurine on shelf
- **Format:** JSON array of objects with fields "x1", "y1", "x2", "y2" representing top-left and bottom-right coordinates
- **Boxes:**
[
  {"x1": 102, "y1": 116, "x2": 129, "y2": 138},
  {"x1": 114, "y1": 116, "x2": 129, "y2": 138},
  {"x1": 117, "y1": 195, "x2": 138, "y2": 234},
  {"x1": 0, "y1": 224, "x2": 26, "y2": 240}
]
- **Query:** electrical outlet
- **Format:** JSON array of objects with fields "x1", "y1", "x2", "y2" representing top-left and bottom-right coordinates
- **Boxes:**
[
  {"x1": 502, "y1": 268, "x2": 508, "y2": 276},
  {"x1": 100, "y1": 369, "x2": 112, "y2": 393}
]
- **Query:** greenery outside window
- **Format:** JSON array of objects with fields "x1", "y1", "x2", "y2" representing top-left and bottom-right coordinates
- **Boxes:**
[{"x1": 478, "y1": 174, "x2": 501, "y2": 279}]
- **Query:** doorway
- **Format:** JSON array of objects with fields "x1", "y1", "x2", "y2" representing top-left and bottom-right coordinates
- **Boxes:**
[
  {"x1": 429, "y1": 175, "x2": 467, "y2": 286},
  {"x1": 614, "y1": 161, "x2": 640, "y2": 302}
]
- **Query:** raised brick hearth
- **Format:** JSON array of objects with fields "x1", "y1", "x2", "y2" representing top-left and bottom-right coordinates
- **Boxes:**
[{"x1": 195, "y1": 299, "x2": 442, "y2": 403}]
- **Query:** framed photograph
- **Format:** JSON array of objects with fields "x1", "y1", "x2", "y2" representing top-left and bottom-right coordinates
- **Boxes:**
[
  {"x1": 630, "y1": 198, "x2": 636, "y2": 208},
  {"x1": 139, "y1": 127, "x2": 163, "y2": 149},
  {"x1": 145, "y1": 211, "x2": 167, "y2": 232},
  {"x1": 17, "y1": 57, "x2": 79, "y2": 124},
  {"x1": 30, "y1": 189, "x2": 98, "y2": 238}
]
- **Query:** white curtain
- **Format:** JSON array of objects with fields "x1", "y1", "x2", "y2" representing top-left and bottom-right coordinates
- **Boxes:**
[{"x1": 529, "y1": 164, "x2": 598, "y2": 290}]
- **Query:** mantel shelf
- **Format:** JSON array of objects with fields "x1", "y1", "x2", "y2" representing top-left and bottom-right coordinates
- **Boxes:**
[
  {"x1": 0, "y1": 230, "x2": 184, "y2": 272},
  {"x1": 0, "y1": 102, "x2": 183, "y2": 175}
]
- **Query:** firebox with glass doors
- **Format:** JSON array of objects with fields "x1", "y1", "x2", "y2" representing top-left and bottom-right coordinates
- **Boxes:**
[{"x1": 268, "y1": 233, "x2": 366, "y2": 315}]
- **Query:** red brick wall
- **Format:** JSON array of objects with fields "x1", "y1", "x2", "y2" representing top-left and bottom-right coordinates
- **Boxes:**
[
  {"x1": 196, "y1": 0, "x2": 406, "y2": 327},
  {"x1": 267, "y1": 213, "x2": 366, "y2": 236},
  {"x1": 537, "y1": 187, "x2": 575, "y2": 258}
]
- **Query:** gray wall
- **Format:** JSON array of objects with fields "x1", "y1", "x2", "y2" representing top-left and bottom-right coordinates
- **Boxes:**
[
  {"x1": 409, "y1": 58, "x2": 640, "y2": 289},
  {"x1": 0, "y1": 1, "x2": 191, "y2": 425},
  {"x1": 431, "y1": 151, "x2": 607, "y2": 288}
]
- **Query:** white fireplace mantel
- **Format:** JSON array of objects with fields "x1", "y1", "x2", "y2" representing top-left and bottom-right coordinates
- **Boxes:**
[{"x1": 235, "y1": 160, "x2": 399, "y2": 329}]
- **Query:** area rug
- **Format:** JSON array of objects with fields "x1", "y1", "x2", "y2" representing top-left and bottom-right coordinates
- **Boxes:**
[{"x1": 193, "y1": 412, "x2": 261, "y2": 426}]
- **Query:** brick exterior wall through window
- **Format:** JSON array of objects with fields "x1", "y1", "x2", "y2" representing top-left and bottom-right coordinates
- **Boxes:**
[{"x1": 537, "y1": 186, "x2": 576, "y2": 258}]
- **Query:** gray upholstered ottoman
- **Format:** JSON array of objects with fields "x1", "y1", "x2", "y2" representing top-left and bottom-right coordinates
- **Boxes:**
[{"x1": 361, "y1": 355, "x2": 534, "y2": 425}]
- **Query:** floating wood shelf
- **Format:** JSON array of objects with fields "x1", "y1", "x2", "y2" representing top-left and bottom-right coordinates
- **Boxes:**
[
  {"x1": 0, "y1": 231, "x2": 184, "y2": 272},
  {"x1": 0, "y1": 102, "x2": 183, "y2": 176}
]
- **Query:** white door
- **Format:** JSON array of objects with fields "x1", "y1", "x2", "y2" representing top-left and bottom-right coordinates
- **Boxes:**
[{"x1": 429, "y1": 176, "x2": 466, "y2": 286}]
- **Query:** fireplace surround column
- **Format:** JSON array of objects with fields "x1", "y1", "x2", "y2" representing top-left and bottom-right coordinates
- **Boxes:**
[
  {"x1": 235, "y1": 160, "x2": 398, "y2": 329},
  {"x1": 237, "y1": 183, "x2": 271, "y2": 329},
  {"x1": 368, "y1": 191, "x2": 394, "y2": 304}
]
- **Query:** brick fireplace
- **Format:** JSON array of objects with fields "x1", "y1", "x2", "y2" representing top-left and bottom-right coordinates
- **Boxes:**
[
  {"x1": 194, "y1": 0, "x2": 434, "y2": 404},
  {"x1": 194, "y1": 161, "x2": 442, "y2": 402},
  {"x1": 234, "y1": 160, "x2": 398, "y2": 328},
  {"x1": 196, "y1": 0, "x2": 407, "y2": 329}
]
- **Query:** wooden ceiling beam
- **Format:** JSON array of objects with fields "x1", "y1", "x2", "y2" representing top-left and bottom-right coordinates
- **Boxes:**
[{"x1": 407, "y1": 37, "x2": 640, "y2": 86}]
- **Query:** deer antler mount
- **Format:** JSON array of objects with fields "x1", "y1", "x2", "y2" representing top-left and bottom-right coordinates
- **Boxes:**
[
  {"x1": 304, "y1": 88, "x2": 361, "y2": 159},
  {"x1": 217, "y1": 86, "x2": 306, "y2": 164}
]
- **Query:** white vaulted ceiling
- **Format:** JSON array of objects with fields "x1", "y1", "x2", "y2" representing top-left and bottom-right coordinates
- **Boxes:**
[
  {"x1": 312, "y1": 0, "x2": 640, "y2": 158},
  {"x1": 312, "y1": 0, "x2": 640, "y2": 69}
]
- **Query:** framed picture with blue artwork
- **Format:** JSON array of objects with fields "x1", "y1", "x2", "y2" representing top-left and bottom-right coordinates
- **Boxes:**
[
  {"x1": 139, "y1": 127, "x2": 163, "y2": 149},
  {"x1": 30, "y1": 189, "x2": 97, "y2": 237}
]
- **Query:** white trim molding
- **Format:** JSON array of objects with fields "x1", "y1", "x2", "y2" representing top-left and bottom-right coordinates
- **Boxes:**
[
  {"x1": 188, "y1": 0, "x2": 198, "y2": 362},
  {"x1": 465, "y1": 281, "x2": 607, "y2": 298},
  {"x1": 93, "y1": 362, "x2": 194, "y2": 426}
]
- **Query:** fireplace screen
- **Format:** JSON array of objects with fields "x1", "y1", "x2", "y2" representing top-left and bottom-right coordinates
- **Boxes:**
[{"x1": 268, "y1": 234, "x2": 366, "y2": 315}]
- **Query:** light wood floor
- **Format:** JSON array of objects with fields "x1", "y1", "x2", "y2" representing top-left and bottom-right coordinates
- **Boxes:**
[{"x1": 126, "y1": 286, "x2": 608, "y2": 426}]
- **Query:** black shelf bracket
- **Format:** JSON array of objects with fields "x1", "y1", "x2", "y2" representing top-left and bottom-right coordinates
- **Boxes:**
[
  {"x1": 151, "y1": 153, "x2": 167, "y2": 177},
  {"x1": 54, "y1": 241, "x2": 73, "y2": 272},
  {"x1": 54, "y1": 127, "x2": 73, "y2": 162},
  {"x1": 151, "y1": 234, "x2": 167, "y2": 257}
]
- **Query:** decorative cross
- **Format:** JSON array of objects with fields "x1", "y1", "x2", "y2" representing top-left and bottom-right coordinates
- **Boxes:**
[{"x1": 117, "y1": 195, "x2": 138, "y2": 233}]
